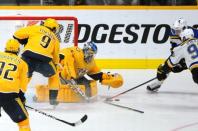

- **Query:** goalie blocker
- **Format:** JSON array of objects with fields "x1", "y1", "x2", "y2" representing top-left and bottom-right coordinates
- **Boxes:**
[{"x1": 34, "y1": 72, "x2": 123, "y2": 103}]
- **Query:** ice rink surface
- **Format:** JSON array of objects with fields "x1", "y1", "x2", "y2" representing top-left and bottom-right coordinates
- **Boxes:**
[{"x1": 1, "y1": 69, "x2": 198, "y2": 131}]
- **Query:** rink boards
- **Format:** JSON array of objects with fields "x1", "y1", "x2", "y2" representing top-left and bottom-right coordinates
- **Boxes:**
[{"x1": 0, "y1": 6, "x2": 197, "y2": 68}]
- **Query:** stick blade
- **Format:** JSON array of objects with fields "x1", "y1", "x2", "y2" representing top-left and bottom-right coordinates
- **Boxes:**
[
  {"x1": 81, "y1": 114, "x2": 88, "y2": 123},
  {"x1": 74, "y1": 114, "x2": 88, "y2": 126}
]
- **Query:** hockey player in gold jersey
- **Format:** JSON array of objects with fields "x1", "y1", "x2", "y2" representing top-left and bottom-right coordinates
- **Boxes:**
[
  {"x1": 0, "y1": 39, "x2": 30, "y2": 131},
  {"x1": 13, "y1": 18, "x2": 60, "y2": 105},
  {"x1": 59, "y1": 42, "x2": 123, "y2": 97}
]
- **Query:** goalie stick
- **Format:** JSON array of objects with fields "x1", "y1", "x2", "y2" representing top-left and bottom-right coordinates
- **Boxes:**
[
  {"x1": 25, "y1": 105, "x2": 88, "y2": 127},
  {"x1": 59, "y1": 75, "x2": 90, "y2": 101},
  {"x1": 104, "y1": 101, "x2": 144, "y2": 114},
  {"x1": 106, "y1": 77, "x2": 157, "y2": 101}
]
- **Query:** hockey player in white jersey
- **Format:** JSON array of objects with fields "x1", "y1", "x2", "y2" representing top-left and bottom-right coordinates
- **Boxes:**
[
  {"x1": 147, "y1": 18, "x2": 198, "y2": 92},
  {"x1": 148, "y1": 28, "x2": 198, "y2": 92},
  {"x1": 168, "y1": 29, "x2": 198, "y2": 84}
]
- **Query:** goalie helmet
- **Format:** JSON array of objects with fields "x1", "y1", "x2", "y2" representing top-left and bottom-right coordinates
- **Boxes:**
[
  {"x1": 180, "y1": 28, "x2": 194, "y2": 41},
  {"x1": 5, "y1": 39, "x2": 20, "y2": 54},
  {"x1": 43, "y1": 18, "x2": 59, "y2": 32},
  {"x1": 83, "y1": 42, "x2": 97, "y2": 63},
  {"x1": 172, "y1": 18, "x2": 187, "y2": 35}
]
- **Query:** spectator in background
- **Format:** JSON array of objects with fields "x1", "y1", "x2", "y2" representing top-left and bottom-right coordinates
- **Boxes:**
[
  {"x1": 122, "y1": 0, "x2": 139, "y2": 5},
  {"x1": 176, "y1": 0, "x2": 197, "y2": 5},
  {"x1": 139, "y1": 0, "x2": 197, "y2": 5},
  {"x1": 16, "y1": 0, "x2": 30, "y2": 5},
  {"x1": 52, "y1": 0, "x2": 69, "y2": 5},
  {"x1": 0, "y1": 0, "x2": 196, "y2": 6},
  {"x1": 85, "y1": 0, "x2": 105, "y2": 5},
  {"x1": 52, "y1": 0, "x2": 86, "y2": 5},
  {"x1": 75, "y1": 0, "x2": 87, "y2": 5}
]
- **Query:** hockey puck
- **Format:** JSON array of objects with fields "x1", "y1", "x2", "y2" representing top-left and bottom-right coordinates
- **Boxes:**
[{"x1": 114, "y1": 99, "x2": 120, "y2": 101}]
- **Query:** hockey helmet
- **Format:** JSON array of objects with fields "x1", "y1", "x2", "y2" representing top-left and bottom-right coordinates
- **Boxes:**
[
  {"x1": 180, "y1": 28, "x2": 194, "y2": 41},
  {"x1": 172, "y1": 18, "x2": 187, "y2": 35},
  {"x1": 43, "y1": 18, "x2": 59, "y2": 32},
  {"x1": 5, "y1": 39, "x2": 20, "y2": 53},
  {"x1": 83, "y1": 42, "x2": 97, "y2": 63}
]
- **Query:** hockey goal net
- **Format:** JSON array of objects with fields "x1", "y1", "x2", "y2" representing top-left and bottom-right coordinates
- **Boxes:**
[{"x1": 0, "y1": 16, "x2": 78, "y2": 51}]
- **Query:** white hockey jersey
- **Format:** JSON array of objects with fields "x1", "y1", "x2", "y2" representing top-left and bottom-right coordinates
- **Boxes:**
[{"x1": 168, "y1": 38, "x2": 198, "y2": 70}]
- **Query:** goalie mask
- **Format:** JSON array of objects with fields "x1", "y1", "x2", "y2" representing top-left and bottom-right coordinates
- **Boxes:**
[{"x1": 83, "y1": 42, "x2": 97, "y2": 63}]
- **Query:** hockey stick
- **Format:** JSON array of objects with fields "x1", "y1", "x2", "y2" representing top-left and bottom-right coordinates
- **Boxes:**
[
  {"x1": 25, "y1": 105, "x2": 88, "y2": 127},
  {"x1": 106, "y1": 77, "x2": 157, "y2": 101},
  {"x1": 104, "y1": 101, "x2": 144, "y2": 113},
  {"x1": 59, "y1": 75, "x2": 89, "y2": 101}
]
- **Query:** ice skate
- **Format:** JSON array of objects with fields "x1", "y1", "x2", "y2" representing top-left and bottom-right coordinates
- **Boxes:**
[{"x1": 147, "y1": 79, "x2": 163, "y2": 92}]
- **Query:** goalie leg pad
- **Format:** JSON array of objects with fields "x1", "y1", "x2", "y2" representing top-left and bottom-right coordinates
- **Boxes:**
[
  {"x1": 35, "y1": 81, "x2": 98, "y2": 102},
  {"x1": 101, "y1": 73, "x2": 123, "y2": 88},
  {"x1": 75, "y1": 77, "x2": 98, "y2": 97}
]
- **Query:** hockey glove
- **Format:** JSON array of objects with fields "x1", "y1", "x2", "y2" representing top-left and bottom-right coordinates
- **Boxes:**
[
  {"x1": 171, "y1": 58, "x2": 187, "y2": 73},
  {"x1": 101, "y1": 73, "x2": 123, "y2": 88},
  {"x1": 157, "y1": 62, "x2": 171, "y2": 81}
]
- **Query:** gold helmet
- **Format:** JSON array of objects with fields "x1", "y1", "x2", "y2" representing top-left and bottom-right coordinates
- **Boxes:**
[
  {"x1": 43, "y1": 18, "x2": 59, "y2": 32},
  {"x1": 5, "y1": 39, "x2": 20, "y2": 53}
]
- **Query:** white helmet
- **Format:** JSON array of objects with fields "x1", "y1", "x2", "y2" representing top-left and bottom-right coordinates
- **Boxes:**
[
  {"x1": 180, "y1": 28, "x2": 194, "y2": 41},
  {"x1": 173, "y1": 18, "x2": 187, "y2": 31}
]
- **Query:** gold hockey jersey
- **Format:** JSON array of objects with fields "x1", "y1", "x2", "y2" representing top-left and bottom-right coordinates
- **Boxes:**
[
  {"x1": 14, "y1": 25, "x2": 60, "y2": 64},
  {"x1": 60, "y1": 47, "x2": 100, "y2": 79},
  {"x1": 0, "y1": 52, "x2": 29, "y2": 93}
]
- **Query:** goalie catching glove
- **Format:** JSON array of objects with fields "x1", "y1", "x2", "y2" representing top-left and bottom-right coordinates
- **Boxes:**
[{"x1": 101, "y1": 73, "x2": 123, "y2": 88}]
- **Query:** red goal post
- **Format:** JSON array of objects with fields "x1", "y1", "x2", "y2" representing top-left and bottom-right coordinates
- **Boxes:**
[{"x1": 0, "y1": 16, "x2": 78, "y2": 47}]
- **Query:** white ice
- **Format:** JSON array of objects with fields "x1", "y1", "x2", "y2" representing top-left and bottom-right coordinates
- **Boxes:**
[{"x1": 1, "y1": 69, "x2": 198, "y2": 131}]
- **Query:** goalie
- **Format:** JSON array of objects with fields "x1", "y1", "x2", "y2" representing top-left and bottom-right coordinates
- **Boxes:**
[{"x1": 59, "y1": 42, "x2": 123, "y2": 98}]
